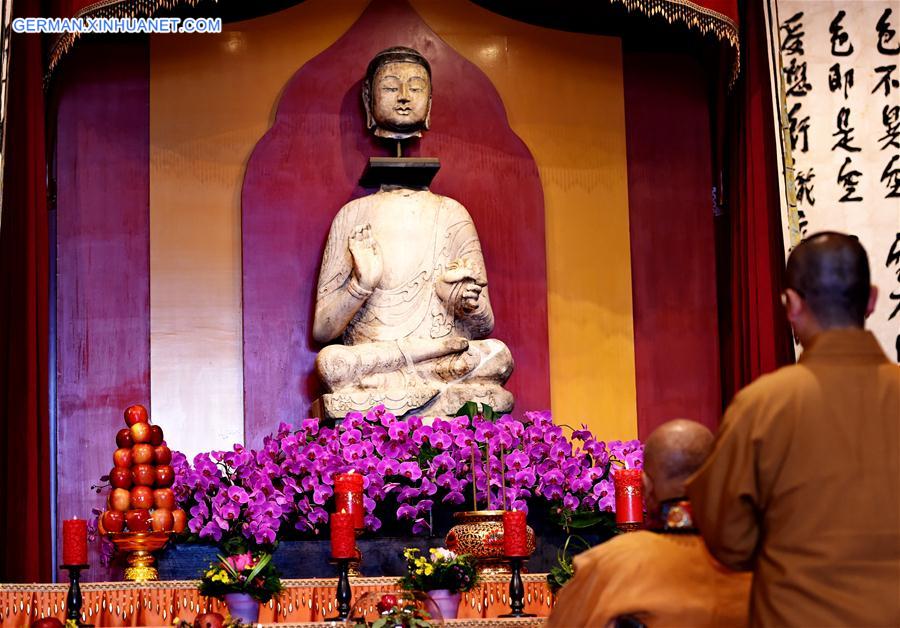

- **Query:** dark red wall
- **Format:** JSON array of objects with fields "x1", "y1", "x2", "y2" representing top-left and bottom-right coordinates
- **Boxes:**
[
  {"x1": 55, "y1": 39, "x2": 150, "y2": 580},
  {"x1": 624, "y1": 51, "x2": 722, "y2": 437}
]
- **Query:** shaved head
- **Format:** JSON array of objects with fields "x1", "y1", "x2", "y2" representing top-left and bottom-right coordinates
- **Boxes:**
[
  {"x1": 643, "y1": 419, "x2": 714, "y2": 509},
  {"x1": 785, "y1": 232, "x2": 871, "y2": 327}
]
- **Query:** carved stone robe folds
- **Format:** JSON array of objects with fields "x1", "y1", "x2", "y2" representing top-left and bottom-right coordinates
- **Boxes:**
[
  {"x1": 688, "y1": 329, "x2": 900, "y2": 627},
  {"x1": 314, "y1": 187, "x2": 513, "y2": 417}
]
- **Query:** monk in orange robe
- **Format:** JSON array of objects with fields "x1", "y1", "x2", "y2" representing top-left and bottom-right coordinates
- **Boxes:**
[
  {"x1": 688, "y1": 232, "x2": 900, "y2": 627},
  {"x1": 548, "y1": 420, "x2": 750, "y2": 627}
]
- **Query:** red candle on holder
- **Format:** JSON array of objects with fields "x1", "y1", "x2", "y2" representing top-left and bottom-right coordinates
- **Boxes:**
[
  {"x1": 333, "y1": 472, "x2": 365, "y2": 530},
  {"x1": 613, "y1": 468, "x2": 644, "y2": 529},
  {"x1": 330, "y1": 511, "x2": 356, "y2": 559},
  {"x1": 62, "y1": 518, "x2": 88, "y2": 565},
  {"x1": 334, "y1": 472, "x2": 363, "y2": 493},
  {"x1": 502, "y1": 510, "x2": 528, "y2": 557}
]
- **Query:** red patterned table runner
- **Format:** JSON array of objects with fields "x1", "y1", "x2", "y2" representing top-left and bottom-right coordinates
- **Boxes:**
[{"x1": 1, "y1": 574, "x2": 553, "y2": 626}]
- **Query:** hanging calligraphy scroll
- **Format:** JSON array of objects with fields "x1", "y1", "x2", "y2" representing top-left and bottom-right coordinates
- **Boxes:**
[{"x1": 768, "y1": 0, "x2": 900, "y2": 361}]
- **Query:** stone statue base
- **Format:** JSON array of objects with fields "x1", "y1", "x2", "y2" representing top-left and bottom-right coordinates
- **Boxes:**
[{"x1": 312, "y1": 380, "x2": 513, "y2": 420}]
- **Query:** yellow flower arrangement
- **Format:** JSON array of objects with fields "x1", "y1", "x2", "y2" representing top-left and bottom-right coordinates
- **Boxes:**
[{"x1": 400, "y1": 547, "x2": 477, "y2": 593}]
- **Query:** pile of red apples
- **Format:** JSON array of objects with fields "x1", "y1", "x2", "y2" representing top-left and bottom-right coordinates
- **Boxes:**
[{"x1": 98, "y1": 404, "x2": 187, "y2": 535}]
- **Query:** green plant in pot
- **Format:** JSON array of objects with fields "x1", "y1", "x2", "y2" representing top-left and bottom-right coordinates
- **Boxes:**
[
  {"x1": 197, "y1": 539, "x2": 282, "y2": 625},
  {"x1": 547, "y1": 535, "x2": 593, "y2": 593}
]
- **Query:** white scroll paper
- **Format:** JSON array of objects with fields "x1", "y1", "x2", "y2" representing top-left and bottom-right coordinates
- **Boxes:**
[{"x1": 770, "y1": 0, "x2": 899, "y2": 360}]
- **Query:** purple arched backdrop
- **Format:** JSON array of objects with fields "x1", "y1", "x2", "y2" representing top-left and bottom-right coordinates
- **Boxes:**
[{"x1": 241, "y1": 0, "x2": 549, "y2": 444}]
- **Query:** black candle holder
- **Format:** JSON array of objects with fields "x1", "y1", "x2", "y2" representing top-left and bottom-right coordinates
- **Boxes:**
[
  {"x1": 499, "y1": 556, "x2": 535, "y2": 618},
  {"x1": 60, "y1": 563, "x2": 89, "y2": 624},
  {"x1": 325, "y1": 558, "x2": 352, "y2": 622}
]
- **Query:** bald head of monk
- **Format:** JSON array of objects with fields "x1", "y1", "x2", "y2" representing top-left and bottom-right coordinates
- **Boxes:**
[
  {"x1": 783, "y1": 231, "x2": 877, "y2": 347},
  {"x1": 642, "y1": 419, "x2": 714, "y2": 514}
]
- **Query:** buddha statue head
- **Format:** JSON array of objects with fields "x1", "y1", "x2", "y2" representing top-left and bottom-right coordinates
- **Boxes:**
[{"x1": 363, "y1": 46, "x2": 432, "y2": 140}]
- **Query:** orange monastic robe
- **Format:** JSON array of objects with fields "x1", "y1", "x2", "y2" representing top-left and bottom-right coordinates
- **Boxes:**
[
  {"x1": 547, "y1": 531, "x2": 751, "y2": 627},
  {"x1": 688, "y1": 329, "x2": 900, "y2": 627}
]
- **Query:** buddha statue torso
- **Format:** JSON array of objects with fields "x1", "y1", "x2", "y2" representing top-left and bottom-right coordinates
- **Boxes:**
[{"x1": 321, "y1": 188, "x2": 486, "y2": 344}]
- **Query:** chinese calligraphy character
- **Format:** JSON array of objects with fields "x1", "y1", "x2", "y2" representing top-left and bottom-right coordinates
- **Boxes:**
[
  {"x1": 881, "y1": 154, "x2": 900, "y2": 198},
  {"x1": 888, "y1": 286, "x2": 900, "y2": 323},
  {"x1": 785, "y1": 58, "x2": 813, "y2": 96},
  {"x1": 837, "y1": 156, "x2": 863, "y2": 202},
  {"x1": 832, "y1": 107, "x2": 861, "y2": 152},
  {"x1": 797, "y1": 208, "x2": 809, "y2": 237},
  {"x1": 788, "y1": 102, "x2": 810, "y2": 153},
  {"x1": 877, "y1": 8, "x2": 900, "y2": 56},
  {"x1": 796, "y1": 168, "x2": 815, "y2": 206},
  {"x1": 872, "y1": 65, "x2": 899, "y2": 96},
  {"x1": 830, "y1": 10, "x2": 854, "y2": 56},
  {"x1": 780, "y1": 12, "x2": 805, "y2": 56},
  {"x1": 881, "y1": 105, "x2": 900, "y2": 150},
  {"x1": 888, "y1": 235, "x2": 900, "y2": 357},
  {"x1": 828, "y1": 63, "x2": 854, "y2": 99},
  {"x1": 886, "y1": 232, "x2": 900, "y2": 268}
]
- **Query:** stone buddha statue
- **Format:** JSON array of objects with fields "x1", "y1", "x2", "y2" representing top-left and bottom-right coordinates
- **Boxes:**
[{"x1": 312, "y1": 47, "x2": 514, "y2": 418}]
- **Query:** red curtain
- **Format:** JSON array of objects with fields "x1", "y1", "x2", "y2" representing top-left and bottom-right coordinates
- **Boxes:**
[
  {"x1": 719, "y1": 0, "x2": 794, "y2": 405},
  {"x1": 624, "y1": 50, "x2": 723, "y2": 437},
  {"x1": 0, "y1": 0, "x2": 52, "y2": 582}
]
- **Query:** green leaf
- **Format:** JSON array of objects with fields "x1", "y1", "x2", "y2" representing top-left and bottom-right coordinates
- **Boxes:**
[
  {"x1": 245, "y1": 553, "x2": 271, "y2": 583},
  {"x1": 453, "y1": 401, "x2": 479, "y2": 419},
  {"x1": 561, "y1": 534, "x2": 591, "y2": 556},
  {"x1": 216, "y1": 554, "x2": 240, "y2": 580},
  {"x1": 565, "y1": 512, "x2": 610, "y2": 528},
  {"x1": 453, "y1": 401, "x2": 501, "y2": 423},
  {"x1": 221, "y1": 536, "x2": 249, "y2": 556},
  {"x1": 547, "y1": 533, "x2": 594, "y2": 593},
  {"x1": 416, "y1": 443, "x2": 441, "y2": 467}
]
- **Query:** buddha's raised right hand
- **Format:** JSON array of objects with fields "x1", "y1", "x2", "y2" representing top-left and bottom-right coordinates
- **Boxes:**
[{"x1": 349, "y1": 223, "x2": 383, "y2": 292}]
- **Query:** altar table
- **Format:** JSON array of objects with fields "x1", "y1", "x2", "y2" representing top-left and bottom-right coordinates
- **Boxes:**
[
  {"x1": 266, "y1": 621, "x2": 545, "y2": 628},
  {"x1": 0, "y1": 575, "x2": 553, "y2": 627}
]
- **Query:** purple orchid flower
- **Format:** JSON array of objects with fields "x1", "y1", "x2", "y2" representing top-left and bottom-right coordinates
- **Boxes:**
[{"x1": 172, "y1": 410, "x2": 643, "y2": 543}]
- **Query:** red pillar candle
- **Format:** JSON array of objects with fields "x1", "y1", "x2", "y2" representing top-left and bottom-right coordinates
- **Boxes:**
[
  {"x1": 333, "y1": 472, "x2": 365, "y2": 530},
  {"x1": 613, "y1": 468, "x2": 644, "y2": 526},
  {"x1": 62, "y1": 518, "x2": 88, "y2": 565},
  {"x1": 502, "y1": 509, "x2": 529, "y2": 557},
  {"x1": 330, "y1": 511, "x2": 356, "y2": 559},
  {"x1": 333, "y1": 472, "x2": 363, "y2": 493}
]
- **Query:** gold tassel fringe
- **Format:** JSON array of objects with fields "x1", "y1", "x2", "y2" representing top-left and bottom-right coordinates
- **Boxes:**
[
  {"x1": 46, "y1": 0, "x2": 740, "y2": 87},
  {"x1": 609, "y1": 0, "x2": 741, "y2": 87},
  {"x1": 47, "y1": 0, "x2": 209, "y2": 80}
]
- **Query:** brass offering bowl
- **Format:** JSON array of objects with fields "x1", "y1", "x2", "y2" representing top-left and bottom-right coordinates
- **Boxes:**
[
  {"x1": 445, "y1": 510, "x2": 536, "y2": 575},
  {"x1": 107, "y1": 531, "x2": 171, "y2": 581}
]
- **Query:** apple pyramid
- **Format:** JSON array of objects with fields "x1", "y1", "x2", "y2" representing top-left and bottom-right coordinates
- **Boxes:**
[{"x1": 99, "y1": 404, "x2": 187, "y2": 534}]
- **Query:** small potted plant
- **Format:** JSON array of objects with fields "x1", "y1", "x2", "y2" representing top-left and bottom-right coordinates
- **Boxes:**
[
  {"x1": 399, "y1": 548, "x2": 477, "y2": 620},
  {"x1": 198, "y1": 549, "x2": 283, "y2": 624},
  {"x1": 547, "y1": 534, "x2": 593, "y2": 593}
]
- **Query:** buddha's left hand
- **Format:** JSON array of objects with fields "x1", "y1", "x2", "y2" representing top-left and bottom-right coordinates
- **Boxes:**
[{"x1": 439, "y1": 258, "x2": 487, "y2": 313}]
